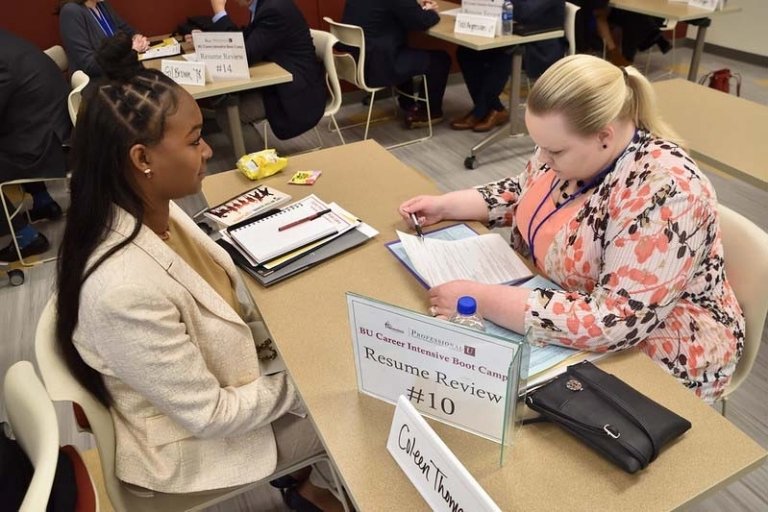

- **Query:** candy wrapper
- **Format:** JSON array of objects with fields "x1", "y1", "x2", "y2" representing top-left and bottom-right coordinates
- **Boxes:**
[
  {"x1": 236, "y1": 149, "x2": 288, "y2": 181},
  {"x1": 288, "y1": 170, "x2": 322, "y2": 185}
]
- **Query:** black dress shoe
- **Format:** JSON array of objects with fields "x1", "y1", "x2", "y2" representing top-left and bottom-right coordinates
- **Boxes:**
[
  {"x1": 283, "y1": 486, "x2": 323, "y2": 512},
  {"x1": 0, "y1": 233, "x2": 50, "y2": 262},
  {"x1": 29, "y1": 202, "x2": 63, "y2": 222}
]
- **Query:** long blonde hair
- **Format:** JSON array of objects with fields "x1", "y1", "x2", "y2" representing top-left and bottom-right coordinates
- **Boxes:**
[{"x1": 527, "y1": 55, "x2": 683, "y2": 147}]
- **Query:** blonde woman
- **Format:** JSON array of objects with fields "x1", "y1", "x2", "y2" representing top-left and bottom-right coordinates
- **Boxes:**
[{"x1": 400, "y1": 55, "x2": 743, "y2": 403}]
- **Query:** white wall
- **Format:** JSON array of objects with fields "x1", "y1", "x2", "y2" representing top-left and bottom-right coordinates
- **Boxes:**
[{"x1": 687, "y1": 0, "x2": 768, "y2": 57}]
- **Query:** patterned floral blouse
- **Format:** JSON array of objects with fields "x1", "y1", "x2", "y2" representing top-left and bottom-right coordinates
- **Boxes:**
[{"x1": 476, "y1": 130, "x2": 744, "y2": 403}]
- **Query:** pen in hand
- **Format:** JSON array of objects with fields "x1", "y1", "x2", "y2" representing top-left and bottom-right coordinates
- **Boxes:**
[
  {"x1": 409, "y1": 212, "x2": 425, "y2": 241},
  {"x1": 278, "y1": 208, "x2": 332, "y2": 232}
]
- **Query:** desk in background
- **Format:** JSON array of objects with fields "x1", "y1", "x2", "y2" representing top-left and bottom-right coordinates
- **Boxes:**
[
  {"x1": 428, "y1": 0, "x2": 564, "y2": 169},
  {"x1": 608, "y1": 0, "x2": 740, "y2": 82},
  {"x1": 202, "y1": 140, "x2": 766, "y2": 511},
  {"x1": 144, "y1": 58, "x2": 292, "y2": 159},
  {"x1": 653, "y1": 78, "x2": 767, "y2": 191}
]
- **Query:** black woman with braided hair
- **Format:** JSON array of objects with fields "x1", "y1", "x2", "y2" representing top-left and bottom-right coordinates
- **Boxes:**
[{"x1": 55, "y1": 32, "x2": 343, "y2": 511}]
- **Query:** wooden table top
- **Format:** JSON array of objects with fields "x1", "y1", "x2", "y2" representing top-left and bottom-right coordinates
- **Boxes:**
[
  {"x1": 428, "y1": 0, "x2": 564, "y2": 51},
  {"x1": 654, "y1": 78, "x2": 768, "y2": 191},
  {"x1": 202, "y1": 140, "x2": 766, "y2": 511},
  {"x1": 144, "y1": 57, "x2": 292, "y2": 100},
  {"x1": 609, "y1": 0, "x2": 741, "y2": 21}
]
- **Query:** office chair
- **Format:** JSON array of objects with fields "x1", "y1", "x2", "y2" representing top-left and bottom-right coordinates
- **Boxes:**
[
  {"x1": 44, "y1": 45, "x2": 68, "y2": 73},
  {"x1": 324, "y1": 17, "x2": 433, "y2": 149},
  {"x1": 642, "y1": 19, "x2": 677, "y2": 78},
  {"x1": 564, "y1": 2, "x2": 581, "y2": 57},
  {"x1": 69, "y1": 71, "x2": 90, "y2": 126},
  {"x1": 262, "y1": 30, "x2": 346, "y2": 152},
  {"x1": 4, "y1": 360, "x2": 99, "y2": 512},
  {"x1": 35, "y1": 298, "x2": 350, "y2": 512},
  {"x1": 716, "y1": 205, "x2": 768, "y2": 417}
]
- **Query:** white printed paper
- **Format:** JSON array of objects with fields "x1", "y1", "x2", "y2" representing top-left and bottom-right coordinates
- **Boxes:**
[
  {"x1": 397, "y1": 230, "x2": 532, "y2": 287},
  {"x1": 192, "y1": 32, "x2": 250, "y2": 81}
]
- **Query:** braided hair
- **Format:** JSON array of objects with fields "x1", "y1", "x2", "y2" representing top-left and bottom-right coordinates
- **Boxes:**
[{"x1": 56, "y1": 32, "x2": 182, "y2": 406}]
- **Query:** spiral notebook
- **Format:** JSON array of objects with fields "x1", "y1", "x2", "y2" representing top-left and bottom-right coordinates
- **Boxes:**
[{"x1": 227, "y1": 195, "x2": 355, "y2": 263}]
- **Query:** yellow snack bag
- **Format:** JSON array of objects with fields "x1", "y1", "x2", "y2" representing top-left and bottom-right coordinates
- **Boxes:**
[{"x1": 236, "y1": 149, "x2": 288, "y2": 181}]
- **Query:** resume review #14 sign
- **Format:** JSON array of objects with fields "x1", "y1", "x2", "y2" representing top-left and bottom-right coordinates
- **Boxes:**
[
  {"x1": 347, "y1": 293, "x2": 524, "y2": 443},
  {"x1": 191, "y1": 31, "x2": 250, "y2": 82}
]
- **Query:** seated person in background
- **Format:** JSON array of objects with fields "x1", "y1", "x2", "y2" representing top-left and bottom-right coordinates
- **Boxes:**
[
  {"x1": 0, "y1": 29, "x2": 70, "y2": 262},
  {"x1": 56, "y1": 33, "x2": 342, "y2": 511},
  {"x1": 58, "y1": 0, "x2": 149, "y2": 77},
  {"x1": 342, "y1": 0, "x2": 451, "y2": 129},
  {"x1": 571, "y1": 0, "x2": 669, "y2": 65},
  {"x1": 400, "y1": 55, "x2": 743, "y2": 404},
  {"x1": 451, "y1": 0, "x2": 566, "y2": 133},
  {"x1": 206, "y1": 0, "x2": 326, "y2": 141}
]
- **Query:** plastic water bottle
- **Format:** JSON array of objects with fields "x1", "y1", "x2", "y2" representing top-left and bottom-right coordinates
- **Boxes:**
[
  {"x1": 501, "y1": 1, "x2": 514, "y2": 36},
  {"x1": 449, "y1": 296, "x2": 486, "y2": 331}
]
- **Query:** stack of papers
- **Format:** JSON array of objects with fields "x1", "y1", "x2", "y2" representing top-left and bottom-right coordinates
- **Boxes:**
[
  {"x1": 138, "y1": 38, "x2": 181, "y2": 61},
  {"x1": 387, "y1": 223, "x2": 605, "y2": 383},
  {"x1": 220, "y1": 194, "x2": 377, "y2": 286}
]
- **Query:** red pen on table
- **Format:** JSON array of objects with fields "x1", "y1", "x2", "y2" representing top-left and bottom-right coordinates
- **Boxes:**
[{"x1": 277, "y1": 208, "x2": 332, "y2": 232}]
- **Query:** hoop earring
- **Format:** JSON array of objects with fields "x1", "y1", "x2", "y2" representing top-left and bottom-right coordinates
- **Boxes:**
[{"x1": 143, "y1": 168, "x2": 153, "y2": 178}]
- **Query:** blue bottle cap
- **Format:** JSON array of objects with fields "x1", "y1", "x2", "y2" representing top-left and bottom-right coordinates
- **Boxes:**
[{"x1": 456, "y1": 296, "x2": 477, "y2": 315}]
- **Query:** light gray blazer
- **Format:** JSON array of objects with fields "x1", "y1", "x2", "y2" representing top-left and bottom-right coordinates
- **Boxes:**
[
  {"x1": 73, "y1": 203, "x2": 302, "y2": 493},
  {"x1": 59, "y1": 1, "x2": 135, "y2": 77}
]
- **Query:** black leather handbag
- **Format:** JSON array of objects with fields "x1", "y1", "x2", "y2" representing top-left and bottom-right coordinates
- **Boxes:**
[{"x1": 525, "y1": 361, "x2": 692, "y2": 473}]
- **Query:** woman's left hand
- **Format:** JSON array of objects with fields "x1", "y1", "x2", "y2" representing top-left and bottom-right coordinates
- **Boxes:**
[{"x1": 428, "y1": 280, "x2": 487, "y2": 318}]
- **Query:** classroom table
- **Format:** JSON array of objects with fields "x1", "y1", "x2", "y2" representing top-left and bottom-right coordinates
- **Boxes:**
[
  {"x1": 653, "y1": 78, "x2": 768, "y2": 191},
  {"x1": 608, "y1": 0, "x2": 741, "y2": 82},
  {"x1": 144, "y1": 57, "x2": 292, "y2": 159},
  {"x1": 428, "y1": 0, "x2": 565, "y2": 169},
  {"x1": 201, "y1": 140, "x2": 766, "y2": 511}
]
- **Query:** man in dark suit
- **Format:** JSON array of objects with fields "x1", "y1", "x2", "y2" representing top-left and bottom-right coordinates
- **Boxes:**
[
  {"x1": 0, "y1": 30, "x2": 71, "y2": 261},
  {"x1": 207, "y1": 0, "x2": 325, "y2": 141},
  {"x1": 451, "y1": 0, "x2": 567, "y2": 132},
  {"x1": 342, "y1": 0, "x2": 451, "y2": 129}
]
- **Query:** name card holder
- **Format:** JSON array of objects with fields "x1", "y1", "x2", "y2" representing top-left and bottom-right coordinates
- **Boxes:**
[
  {"x1": 192, "y1": 31, "x2": 250, "y2": 82},
  {"x1": 454, "y1": 13, "x2": 498, "y2": 38},
  {"x1": 387, "y1": 396, "x2": 502, "y2": 512},
  {"x1": 347, "y1": 293, "x2": 526, "y2": 443},
  {"x1": 160, "y1": 59, "x2": 206, "y2": 86}
]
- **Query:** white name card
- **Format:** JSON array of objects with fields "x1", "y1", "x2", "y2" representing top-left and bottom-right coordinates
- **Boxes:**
[
  {"x1": 191, "y1": 32, "x2": 250, "y2": 81},
  {"x1": 347, "y1": 293, "x2": 523, "y2": 442},
  {"x1": 454, "y1": 13, "x2": 498, "y2": 38},
  {"x1": 387, "y1": 396, "x2": 502, "y2": 512},
  {"x1": 160, "y1": 59, "x2": 206, "y2": 86},
  {"x1": 462, "y1": 0, "x2": 504, "y2": 17}
]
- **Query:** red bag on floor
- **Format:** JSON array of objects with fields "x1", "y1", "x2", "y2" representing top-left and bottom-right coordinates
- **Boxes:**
[{"x1": 699, "y1": 68, "x2": 741, "y2": 96}]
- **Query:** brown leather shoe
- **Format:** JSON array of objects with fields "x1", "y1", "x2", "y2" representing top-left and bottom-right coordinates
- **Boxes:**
[
  {"x1": 472, "y1": 109, "x2": 510, "y2": 133},
  {"x1": 450, "y1": 111, "x2": 479, "y2": 130}
]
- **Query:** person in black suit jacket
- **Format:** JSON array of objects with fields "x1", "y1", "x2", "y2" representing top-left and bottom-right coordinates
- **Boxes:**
[
  {"x1": 342, "y1": 0, "x2": 451, "y2": 129},
  {"x1": 207, "y1": 0, "x2": 325, "y2": 141},
  {"x1": 451, "y1": 0, "x2": 566, "y2": 133},
  {"x1": 0, "y1": 30, "x2": 71, "y2": 261}
]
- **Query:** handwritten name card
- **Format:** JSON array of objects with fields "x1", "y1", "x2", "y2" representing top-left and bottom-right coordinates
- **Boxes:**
[
  {"x1": 160, "y1": 59, "x2": 206, "y2": 86},
  {"x1": 387, "y1": 396, "x2": 502, "y2": 512},
  {"x1": 454, "y1": 13, "x2": 498, "y2": 38},
  {"x1": 192, "y1": 32, "x2": 250, "y2": 81}
]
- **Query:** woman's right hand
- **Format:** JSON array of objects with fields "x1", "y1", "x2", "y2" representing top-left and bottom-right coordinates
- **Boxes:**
[{"x1": 399, "y1": 195, "x2": 447, "y2": 228}]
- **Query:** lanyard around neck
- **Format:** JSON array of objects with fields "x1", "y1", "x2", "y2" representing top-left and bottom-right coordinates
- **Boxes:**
[
  {"x1": 526, "y1": 130, "x2": 639, "y2": 268},
  {"x1": 89, "y1": 4, "x2": 114, "y2": 37}
]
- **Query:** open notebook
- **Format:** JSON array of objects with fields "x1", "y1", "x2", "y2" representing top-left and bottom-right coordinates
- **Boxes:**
[{"x1": 228, "y1": 195, "x2": 356, "y2": 263}]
